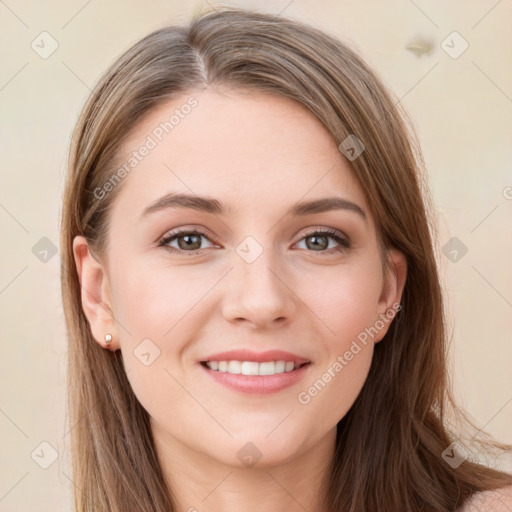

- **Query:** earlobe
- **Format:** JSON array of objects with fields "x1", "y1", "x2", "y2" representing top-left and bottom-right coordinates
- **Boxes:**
[
  {"x1": 375, "y1": 248, "x2": 407, "y2": 342},
  {"x1": 72, "y1": 235, "x2": 119, "y2": 350}
]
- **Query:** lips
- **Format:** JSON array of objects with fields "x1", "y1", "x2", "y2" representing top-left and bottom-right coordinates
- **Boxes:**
[
  {"x1": 198, "y1": 349, "x2": 312, "y2": 394},
  {"x1": 200, "y1": 349, "x2": 311, "y2": 366},
  {"x1": 200, "y1": 350, "x2": 312, "y2": 395}
]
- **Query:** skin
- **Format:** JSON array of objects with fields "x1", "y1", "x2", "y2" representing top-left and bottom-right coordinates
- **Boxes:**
[{"x1": 74, "y1": 87, "x2": 407, "y2": 512}]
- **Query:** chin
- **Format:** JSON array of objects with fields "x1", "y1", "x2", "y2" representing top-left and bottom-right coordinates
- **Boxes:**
[{"x1": 213, "y1": 431, "x2": 309, "y2": 469}]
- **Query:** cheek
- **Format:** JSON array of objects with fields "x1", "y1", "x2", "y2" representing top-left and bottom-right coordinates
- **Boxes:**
[
  {"x1": 300, "y1": 259, "x2": 383, "y2": 341},
  {"x1": 108, "y1": 258, "x2": 215, "y2": 407},
  {"x1": 109, "y1": 256, "x2": 211, "y2": 335},
  {"x1": 297, "y1": 322, "x2": 374, "y2": 430},
  {"x1": 297, "y1": 331, "x2": 375, "y2": 430},
  {"x1": 293, "y1": 262, "x2": 381, "y2": 421},
  {"x1": 310, "y1": 348, "x2": 373, "y2": 435}
]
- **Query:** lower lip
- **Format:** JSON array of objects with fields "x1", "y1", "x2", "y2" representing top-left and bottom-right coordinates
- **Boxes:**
[{"x1": 199, "y1": 363, "x2": 311, "y2": 394}]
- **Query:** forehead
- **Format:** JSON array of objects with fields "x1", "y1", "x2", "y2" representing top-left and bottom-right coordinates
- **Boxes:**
[{"x1": 108, "y1": 87, "x2": 370, "y2": 222}]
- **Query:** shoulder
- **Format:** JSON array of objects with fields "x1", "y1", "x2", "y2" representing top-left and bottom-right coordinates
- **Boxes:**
[{"x1": 459, "y1": 484, "x2": 512, "y2": 511}]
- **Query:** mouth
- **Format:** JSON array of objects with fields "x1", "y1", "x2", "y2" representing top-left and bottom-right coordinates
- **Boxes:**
[
  {"x1": 198, "y1": 349, "x2": 312, "y2": 394},
  {"x1": 200, "y1": 360, "x2": 311, "y2": 375}
]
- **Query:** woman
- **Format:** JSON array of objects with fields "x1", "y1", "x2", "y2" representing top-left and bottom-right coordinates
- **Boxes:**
[{"x1": 60, "y1": 6, "x2": 512, "y2": 511}]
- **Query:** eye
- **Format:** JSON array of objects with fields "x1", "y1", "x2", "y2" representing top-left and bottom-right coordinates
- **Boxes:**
[
  {"x1": 157, "y1": 227, "x2": 350, "y2": 255},
  {"x1": 295, "y1": 229, "x2": 350, "y2": 254},
  {"x1": 158, "y1": 229, "x2": 216, "y2": 254}
]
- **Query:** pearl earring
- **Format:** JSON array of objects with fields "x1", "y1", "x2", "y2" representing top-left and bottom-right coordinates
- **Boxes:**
[{"x1": 105, "y1": 334, "x2": 112, "y2": 346}]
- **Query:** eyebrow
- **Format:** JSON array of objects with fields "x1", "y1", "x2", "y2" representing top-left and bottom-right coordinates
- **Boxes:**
[{"x1": 141, "y1": 192, "x2": 367, "y2": 222}]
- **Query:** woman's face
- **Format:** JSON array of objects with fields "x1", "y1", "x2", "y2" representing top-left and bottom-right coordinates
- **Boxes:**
[{"x1": 74, "y1": 87, "x2": 406, "y2": 469}]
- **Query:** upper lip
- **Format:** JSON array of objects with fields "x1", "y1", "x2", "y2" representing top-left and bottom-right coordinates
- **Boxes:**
[{"x1": 201, "y1": 349, "x2": 311, "y2": 366}]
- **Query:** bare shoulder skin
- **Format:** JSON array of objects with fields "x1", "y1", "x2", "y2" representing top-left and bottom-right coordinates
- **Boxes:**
[{"x1": 459, "y1": 484, "x2": 512, "y2": 512}]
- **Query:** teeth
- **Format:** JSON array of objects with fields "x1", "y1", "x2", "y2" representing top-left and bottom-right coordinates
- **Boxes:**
[
  {"x1": 227, "y1": 361, "x2": 241, "y2": 374},
  {"x1": 258, "y1": 361, "x2": 276, "y2": 375},
  {"x1": 205, "y1": 360, "x2": 302, "y2": 375},
  {"x1": 275, "y1": 361, "x2": 285, "y2": 373},
  {"x1": 241, "y1": 361, "x2": 259, "y2": 375}
]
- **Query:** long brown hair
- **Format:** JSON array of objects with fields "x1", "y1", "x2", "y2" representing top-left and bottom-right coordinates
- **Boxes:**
[{"x1": 60, "y1": 6, "x2": 512, "y2": 511}]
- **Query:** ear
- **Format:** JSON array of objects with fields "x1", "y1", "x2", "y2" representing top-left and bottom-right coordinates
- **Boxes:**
[
  {"x1": 72, "y1": 235, "x2": 120, "y2": 351},
  {"x1": 374, "y1": 248, "x2": 407, "y2": 343}
]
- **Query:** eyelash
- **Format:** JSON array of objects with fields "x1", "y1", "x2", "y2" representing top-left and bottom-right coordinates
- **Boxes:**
[{"x1": 157, "y1": 228, "x2": 351, "y2": 255}]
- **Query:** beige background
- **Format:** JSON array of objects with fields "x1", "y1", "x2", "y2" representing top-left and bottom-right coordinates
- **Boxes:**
[{"x1": 1, "y1": 0, "x2": 511, "y2": 509}]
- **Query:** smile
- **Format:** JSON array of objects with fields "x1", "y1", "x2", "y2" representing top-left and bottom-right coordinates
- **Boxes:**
[{"x1": 202, "y1": 360, "x2": 309, "y2": 375}]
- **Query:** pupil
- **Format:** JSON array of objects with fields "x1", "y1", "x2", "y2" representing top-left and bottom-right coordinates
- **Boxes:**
[
  {"x1": 180, "y1": 234, "x2": 200, "y2": 250},
  {"x1": 307, "y1": 235, "x2": 327, "y2": 251}
]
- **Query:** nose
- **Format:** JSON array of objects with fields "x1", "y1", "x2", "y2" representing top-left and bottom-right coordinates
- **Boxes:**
[{"x1": 222, "y1": 252, "x2": 297, "y2": 329}]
